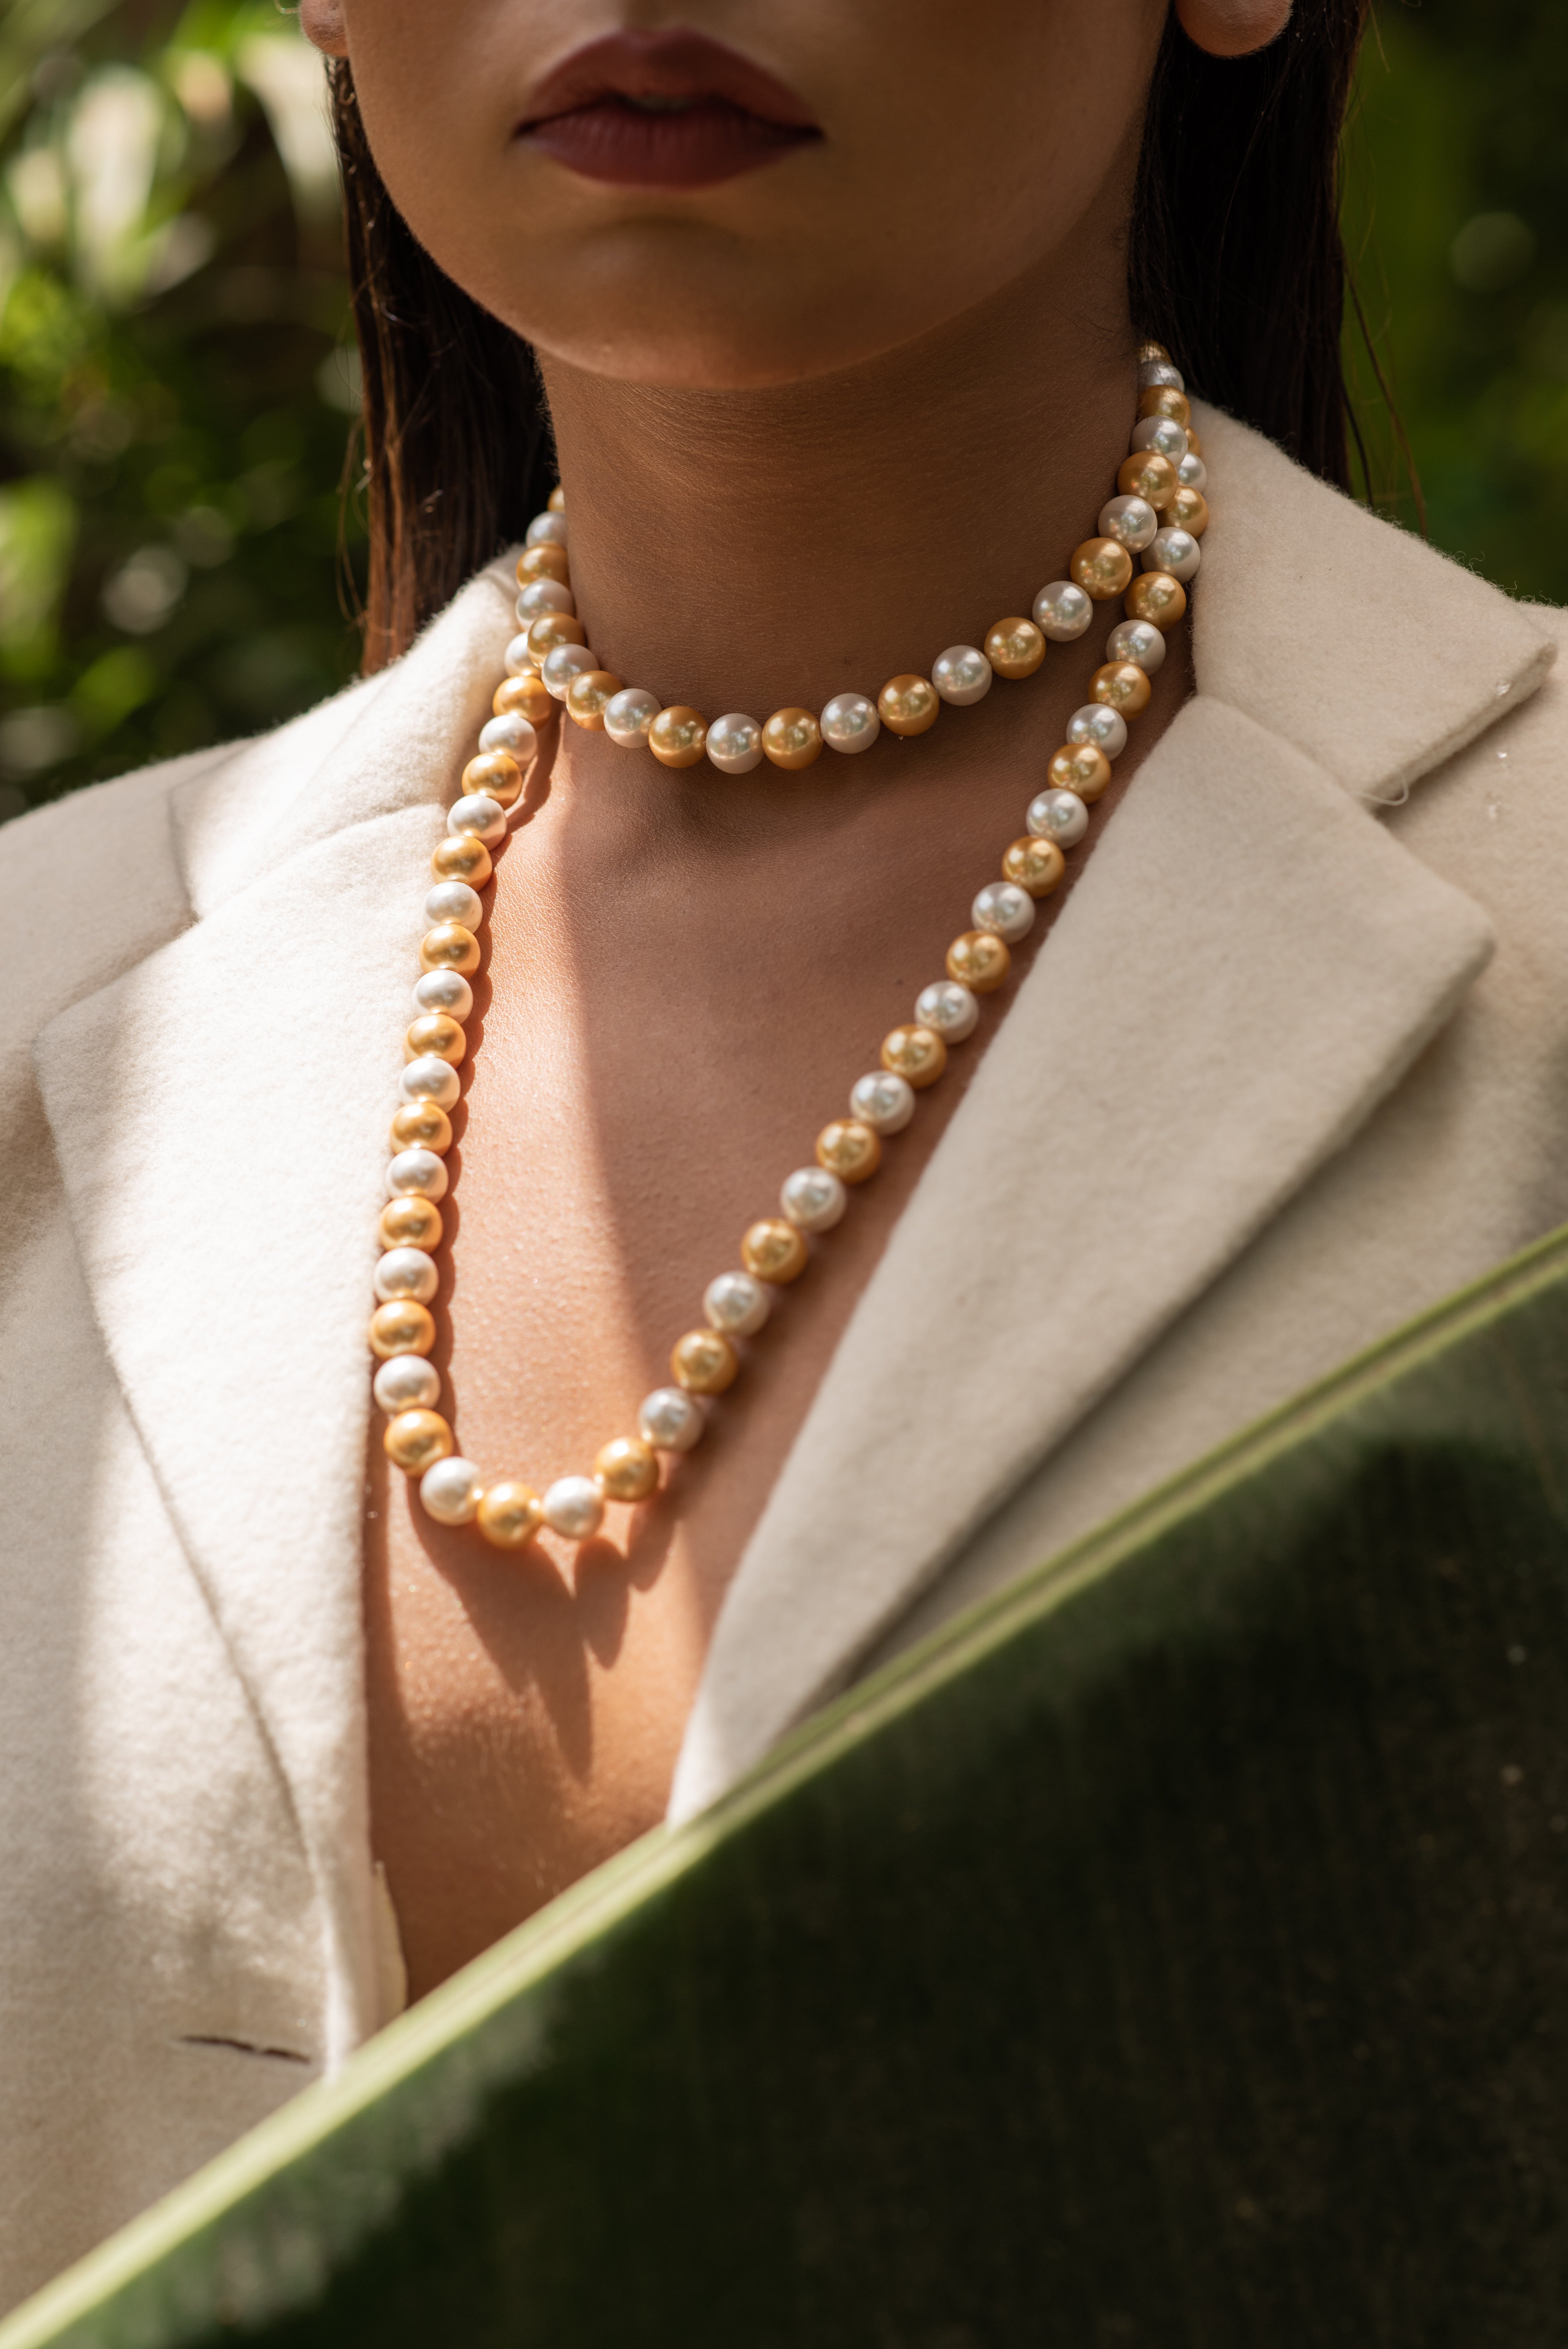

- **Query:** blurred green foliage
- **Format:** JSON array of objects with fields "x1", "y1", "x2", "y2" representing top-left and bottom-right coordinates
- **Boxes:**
[
  {"x1": 0, "y1": 0, "x2": 362, "y2": 816},
  {"x1": 0, "y1": 0, "x2": 1566, "y2": 818},
  {"x1": 1345, "y1": 0, "x2": 1568, "y2": 604}
]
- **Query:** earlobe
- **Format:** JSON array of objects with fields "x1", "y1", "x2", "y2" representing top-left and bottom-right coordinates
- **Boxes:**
[
  {"x1": 1173, "y1": 0, "x2": 1293, "y2": 58},
  {"x1": 298, "y1": 0, "x2": 350, "y2": 61}
]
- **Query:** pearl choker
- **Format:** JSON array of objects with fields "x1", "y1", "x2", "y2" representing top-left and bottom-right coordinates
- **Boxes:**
[{"x1": 367, "y1": 346, "x2": 1208, "y2": 1547}]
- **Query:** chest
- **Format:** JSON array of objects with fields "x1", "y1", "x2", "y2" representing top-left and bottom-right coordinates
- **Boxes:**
[{"x1": 359, "y1": 694, "x2": 1149, "y2": 1997}]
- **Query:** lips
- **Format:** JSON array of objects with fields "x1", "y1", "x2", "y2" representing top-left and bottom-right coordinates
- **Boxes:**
[{"x1": 517, "y1": 28, "x2": 821, "y2": 190}]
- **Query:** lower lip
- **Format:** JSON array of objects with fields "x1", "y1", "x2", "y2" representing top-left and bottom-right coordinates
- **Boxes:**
[{"x1": 522, "y1": 99, "x2": 818, "y2": 190}]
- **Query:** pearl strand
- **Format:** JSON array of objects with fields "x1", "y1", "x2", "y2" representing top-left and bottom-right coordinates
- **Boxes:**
[{"x1": 369, "y1": 344, "x2": 1207, "y2": 1545}]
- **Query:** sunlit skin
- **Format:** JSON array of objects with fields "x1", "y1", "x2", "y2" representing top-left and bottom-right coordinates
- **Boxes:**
[{"x1": 302, "y1": 0, "x2": 1292, "y2": 1998}]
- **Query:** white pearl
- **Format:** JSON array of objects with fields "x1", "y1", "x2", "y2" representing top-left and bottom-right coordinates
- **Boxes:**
[
  {"x1": 850, "y1": 1070, "x2": 914, "y2": 1134},
  {"x1": 525, "y1": 512, "x2": 568, "y2": 548},
  {"x1": 1098, "y1": 494, "x2": 1158, "y2": 553},
  {"x1": 1027, "y1": 788, "x2": 1090, "y2": 847},
  {"x1": 425, "y1": 880, "x2": 483, "y2": 930},
  {"x1": 542, "y1": 1474, "x2": 604, "y2": 1540},
  {"x1": 1145, "y1": 529, "x2": 1201, "y2": 583},
  {"x1": 1177, "y1": 453, "x2": 1207, "y2": 491},
  {"x1": 931, "y1": 645, "x2": 993, "y2": 707},
  {"x1": 414, "y1": 969, "x2": 472, "y2": 1020},
  {"x1": 914, "y1": 979, "x2": 979, "y2": 1041},
  {"x1": 820, "y1": 693, "x2": 880, "y2": 755},
  {"x1": 706, "y1": 712, "x2": 764, "y2": 773},
  {"x1": 604, "y1": 687, "x2": 661, "y2": 748},
  {"x1": 1137, "y1": 359, "x2": 1184, "y2": 391},
  {"x1": 1033, "y1": 580, "x2": 1092, "y2": 642},
  {"x1": 374, "y1": 1355, "x2": 440, "y2": 1413},
  {"x1": 1105, "y1": 618, "x2": 1167, "y2": 674},
  {"x1": 504, "y1": 633, "x2": 538, "y2": 677},
  {"x1": 639, "y1": 1386, "x2": 704, "y2": 1452},
  {"x1": 780, "y1": 1165, "x2": 846, "y2": 1232},
  {"x1": 973, "y1": 880, "x2": 1035, "y2": 943},
  {"x1": 421, "y1": 1455, "x2": 483, "y2": 1526},
  {"x1": 374, "y1": 1247, "x2": 438, "y2": 1304},
  {"x1": 387, "y1": 1148, "x2": 448, "y2": 1200},
  {"x1": 399, "y1": 1056, "x2": 461, "y2": 1110},
  {"x1": 1131, "y1": 414, "x2": 1187, "y2": 461},
  {"x1": 542, "y1": 643, "x2": 597, "y2": 698},
  {"x1": 478, "y1": 712, "x2": 537, "y2": 763},
  {"x1": 448, "y1": 794, "x2": 506, "y2": 843},
  {"x1": 1066, "y1": 703, "x2": 1128, "y2": 759},
  {"x1": 704, "y1": 1270, "x2": 771, "y2": 1337},
  {"x1": 515, "y1": 579, "x2": 573, "y2": 622}
]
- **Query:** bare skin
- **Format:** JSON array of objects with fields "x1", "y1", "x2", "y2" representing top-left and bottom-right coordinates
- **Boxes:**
[{"x1": 304, "y1": 0, "x2": 1288, "y2": 1998}]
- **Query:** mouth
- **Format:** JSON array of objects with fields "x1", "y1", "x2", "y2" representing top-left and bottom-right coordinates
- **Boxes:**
[{"x1": 517, "y1": 28, "x2": 822, "y2": 191}]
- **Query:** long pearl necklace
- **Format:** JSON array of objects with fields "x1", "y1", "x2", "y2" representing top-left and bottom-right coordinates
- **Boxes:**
[{"x1": 368, "y1": 345, "x2": 1208, "y2": 1547}]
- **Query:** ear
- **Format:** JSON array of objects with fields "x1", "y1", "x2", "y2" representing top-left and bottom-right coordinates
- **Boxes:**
[
  {"x1": 298, "y1": 0, "x2": 350, "y2": 60},
  {"x1": 1173, "y1": 0, "x2": 1292, "y2": 57}
]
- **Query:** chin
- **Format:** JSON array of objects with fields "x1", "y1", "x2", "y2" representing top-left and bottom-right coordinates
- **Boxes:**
[{"x1": 481, "y1": 239, "x2": 1002, "y2": 395}]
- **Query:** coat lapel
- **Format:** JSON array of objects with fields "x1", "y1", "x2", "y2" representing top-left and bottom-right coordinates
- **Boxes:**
[
  {"x1": 30, "y1": 561, "x2": 515, "y2": 2052},
  {"x1": 669, "y1": 409, "x2": 1556, "y2": 1819}
]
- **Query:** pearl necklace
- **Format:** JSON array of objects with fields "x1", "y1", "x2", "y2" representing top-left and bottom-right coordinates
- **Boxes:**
[{"x1": 368, "y1": 346, "x2": 1208, "y2": 1547}]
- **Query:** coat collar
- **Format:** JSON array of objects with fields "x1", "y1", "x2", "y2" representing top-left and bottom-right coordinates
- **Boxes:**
[
  {"x1": 27, "y1": 417, "x2": 1556, "y2": 1889},
  {"x1": 666, "y1": 407, "x2": 1555, "y2": 1818},
  {"x1": 29, "y1": 561, "x2": 517, "y2": 2050}
]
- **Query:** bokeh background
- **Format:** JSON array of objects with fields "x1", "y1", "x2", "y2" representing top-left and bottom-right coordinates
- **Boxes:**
[{"x1": 0, "y1": 0, "x2": 1564, "y2": 819}]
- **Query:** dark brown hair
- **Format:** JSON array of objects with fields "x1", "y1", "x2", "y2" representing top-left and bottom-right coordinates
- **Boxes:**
[{"x1": 331, "y1": 2, "x2": 1371, "y2": 672}]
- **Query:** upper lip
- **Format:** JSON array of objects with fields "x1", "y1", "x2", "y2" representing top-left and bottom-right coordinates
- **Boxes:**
[{"x1": 519, "y1": 28, "x2": 820, "y2": 132}]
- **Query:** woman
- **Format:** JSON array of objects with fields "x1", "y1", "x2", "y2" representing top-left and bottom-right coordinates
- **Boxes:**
[{"x1": 2, "y1": 0, "x2": 1565, "y2": 2314}]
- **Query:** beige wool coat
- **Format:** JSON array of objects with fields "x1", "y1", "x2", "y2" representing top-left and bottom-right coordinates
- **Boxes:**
[{"x1": 3, "y1": 405, "x2": 1568, "y2": 2313}]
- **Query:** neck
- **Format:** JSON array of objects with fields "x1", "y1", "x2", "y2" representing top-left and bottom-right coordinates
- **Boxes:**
[{"x1": 539, "y1": 197, "x2": 1139, "y2": 722}]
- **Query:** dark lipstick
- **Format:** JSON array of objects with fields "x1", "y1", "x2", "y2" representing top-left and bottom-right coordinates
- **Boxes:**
[{"x1": 518, "y1": 28, "x2": 821, "y2": 190}]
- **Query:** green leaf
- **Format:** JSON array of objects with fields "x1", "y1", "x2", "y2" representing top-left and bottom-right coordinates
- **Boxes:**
[{"x1": 8, "y1": 1221, "x2": 1568, "y2": 2343}]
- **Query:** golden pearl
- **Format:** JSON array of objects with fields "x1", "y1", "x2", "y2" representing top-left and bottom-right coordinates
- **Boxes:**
[
  {"x1": 431, "y1": 833, "x2": 492, "y2": 886},
  {"x1": 595, "y1": 1436, "x2": 659, "y2": 1502},
  {"x1": 649, "y1": 707, "x2": 708, "y2": 768},
  {"x1": 762, "y1": 708, "x2": 823, "y2": 770},
  {"x1": 1002, "y1": 835, "x2": 1066, "y2": 897},
  {"x1": 384, "y1": 1408, "x2": 453, "y2": 1474},
  {"x1": 742, "y1": 1217, "x2": 809, "y2": 1283},
  {"x1": 1138, "y1": 339, "x2": 1169, "y2": 364},
  {"x1": 477, "y1": 1481, "x2": 545, "y2": 1548},
  {"x1": 1184, "y1": 426, "x2": 1203, "y2": 459},
  {"x1": 462, "y1": 751, "x2": 522, "y2": 807},
  {"x1": 816, "y1": 1118, "x2": 882, "y2": 1184},
  {"x1": 881, "y1": 1024, "x2": 947, "y2": 1087},
  {"x1": 983, "y1": 618, "x2": 1045, "y2": 680},
  {"x1": 1115, "y1": 450, "x2": 1178, "y2": 510},
  {"x1": 1091, "y1": 660, "x2": 1153, "y2": 716},
  {"x1": 946, "y1": 930, "x2": 1011, "y2": 992},
  {"x1": 390, "y1": 1098, "x2": 452, "y2": 1154},
  {"x1": 672, "y1": 1328, "x2": 739, "y2": 1394},
  {"x1": 494, "y1": 671, "x2": 554, "y2": 727},
  {"x1": 547, "y1": 485, "x2": 566, "y2": 513},
  {"x1": 380, "y1": 1194, "x2": 443, "y2": 1252},
  {"x1": 877, "y1": 675, "x2": 940, "y2": 737},
  {"x1": 369, "y1": 1299, "x2": 436, "y2": 1358},
  {"x1": 1048, "y1": 743, "x2": 1112, "y2": 801},
  {"x1": 1166, "y1": 485, "x2": 1209, "y2": 537},
  {"x1": 1137, "y1": 385, "x2": 1191, "y2": 427},
  {"x1": 420, "y1": 923, "x2": 481, "y2": 976},
  {"x1": 526, "y1": 611, "x2": 585, "y2": 663},
  {"x1": 406, "y1": 1012, "x2": 466, "y2": 1065},
  {"x1": 567, "y1": 670, "x2": 624, "y2": 730},
  {"x1": 1070, "y1": 538, "x2": 1135, "y2": 602},
  {"x1": 516, "y1": 542, "x2": 569, "y2": 588},
  {"x1": 1124, "y1": 571, "x2": 1188, "y2": 631},
  {"x1": 1047, "y1": 747, "x2": 1108, "y2": 803}
]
